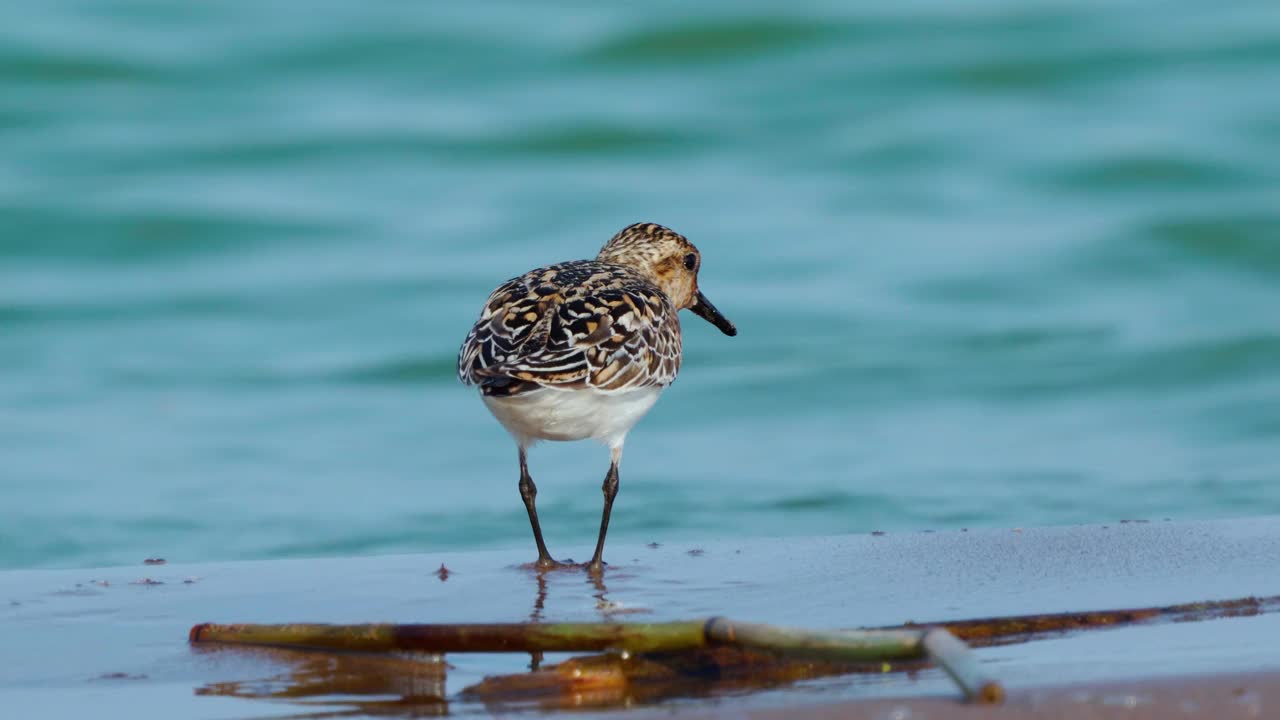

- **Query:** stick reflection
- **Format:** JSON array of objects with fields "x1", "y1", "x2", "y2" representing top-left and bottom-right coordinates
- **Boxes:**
[{"x1": 194, "y1": 645, "x2": 448, "y2": 717}]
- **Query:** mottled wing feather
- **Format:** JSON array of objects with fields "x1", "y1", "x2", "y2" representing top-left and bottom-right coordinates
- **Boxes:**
[{"x1": 458, "y1": 261, "x2": 682, "y2": 396}]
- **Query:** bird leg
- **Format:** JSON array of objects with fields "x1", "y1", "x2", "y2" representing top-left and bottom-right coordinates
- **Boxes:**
[
  {"x1": 588, "y1": 447, "x2": 622, "y2": 573},
  {"x1": 518, "y1": 448, "x2": 556, "y2": 568}
]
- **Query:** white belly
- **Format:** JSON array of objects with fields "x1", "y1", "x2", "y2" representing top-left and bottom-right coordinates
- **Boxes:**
[{"x1": 482, "y1": 386, "x2": 662, "y2": 449}]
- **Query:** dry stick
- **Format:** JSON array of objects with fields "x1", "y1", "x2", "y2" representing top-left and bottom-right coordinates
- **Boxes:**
[
  {"x1": 913, "y1": 594, "x2": 1280, "y2": 647},
  {"x1": 701, "y1": 620, "x2": 999, "y2": 703},
  {"x1": 190, "y1": 618, "x2": 1002, "y2": 703},
  {"x1": 188, "y1": 619, "x2": 923, "y2": 660},
  {"x1": 189, "y1": 621, "x2": 711, "y2": 654},
  {"x1": 702, "y1": 619, "x2": 923, "y2": 662},
  {"x1": 923, "y1": 628, "x2": 1006, "y2": 704}
]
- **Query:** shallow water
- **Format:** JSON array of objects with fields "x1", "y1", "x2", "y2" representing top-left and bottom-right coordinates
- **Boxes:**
[{"x1": 3, "y1": 0, "x2": 1280, "y2": 569}]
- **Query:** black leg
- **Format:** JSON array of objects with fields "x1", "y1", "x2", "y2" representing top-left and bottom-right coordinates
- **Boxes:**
[
  {"x1": 588, "y1": 452, "x2": 621, "y2": 573},
  {"x1": 518, "y1": 448, "x2": 555, "y2": 568}
]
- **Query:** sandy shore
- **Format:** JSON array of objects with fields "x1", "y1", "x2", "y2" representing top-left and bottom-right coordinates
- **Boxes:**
[
  {"x1": 3, "y1": 517, "x2": 1279, "y2": 717},
  {"x1": 662, "y1": 670, "x2": 1272, "y2": 719}
]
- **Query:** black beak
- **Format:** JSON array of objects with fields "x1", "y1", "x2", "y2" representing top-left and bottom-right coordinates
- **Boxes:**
[{"x1": 690, "y1": 290, "x2": 737, "y2": 336}]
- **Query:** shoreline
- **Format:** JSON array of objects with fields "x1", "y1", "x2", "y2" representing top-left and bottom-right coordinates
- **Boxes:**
[{"x1": 4, "y1": 517, "x2": 1279, "y2": 717}]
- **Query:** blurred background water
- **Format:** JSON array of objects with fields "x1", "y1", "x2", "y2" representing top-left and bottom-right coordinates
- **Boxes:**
[{"x1": 3, "y1": 0, "x2": 1279, "y2": 570}]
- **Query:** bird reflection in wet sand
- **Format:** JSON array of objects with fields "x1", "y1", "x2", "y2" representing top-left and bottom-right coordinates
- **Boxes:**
[
  {"x1": 528, "y1": 571, "x2": 549, "y2": 670},
  {"x1": 524, "y1": 566, "x2": 647, "y2": 670},
  {"x1": 526, "y1": 566, "x2": 647, "y2": 621},
  {"x1": 458, "y1": 223, "x2": 737, "y2": 572}
]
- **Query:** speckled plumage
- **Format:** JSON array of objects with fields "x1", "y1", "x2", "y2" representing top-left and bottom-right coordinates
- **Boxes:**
[
  {"x1": 456, "y1": 222, "x2": 736, "y2": 571},
  {"x1": 457, "y1": 260, "x2": 682, "y2": 397}
]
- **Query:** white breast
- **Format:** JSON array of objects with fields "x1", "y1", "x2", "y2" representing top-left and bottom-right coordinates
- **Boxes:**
[{"x1": 483, "y1": 386, "x2": 663, "y2": 449}]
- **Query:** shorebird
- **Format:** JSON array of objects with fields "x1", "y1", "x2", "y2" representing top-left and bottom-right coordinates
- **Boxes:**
[{"x1": 457, "y1": 222, "x2": 737, "y2": 572}]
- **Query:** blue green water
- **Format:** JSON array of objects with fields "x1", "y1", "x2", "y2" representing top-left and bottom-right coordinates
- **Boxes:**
[{"x1": 4, "y1": 1, "x2": 1280, "y2": 570}]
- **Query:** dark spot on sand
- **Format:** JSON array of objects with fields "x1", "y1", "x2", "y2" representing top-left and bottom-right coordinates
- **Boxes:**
[
  {"x1": 97, "y1": 672, "x2": 147, "y2": 681},
  {"x1": 687, "y1": 548, "x2": 704, "y2": 557}
]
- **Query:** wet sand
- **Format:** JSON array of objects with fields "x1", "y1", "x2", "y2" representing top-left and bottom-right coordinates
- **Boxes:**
[
  {"x1": 663, "y1": 671, "x2": 1275, "y2": 719},
  {"x1": 3, "y1": 517, "x2": 1279, "y2": 717}
]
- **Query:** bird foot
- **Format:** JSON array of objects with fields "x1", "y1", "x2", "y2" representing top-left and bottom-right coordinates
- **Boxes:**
[{"x1": 524, "y1": 556, "x2": 575, "y2": 572}]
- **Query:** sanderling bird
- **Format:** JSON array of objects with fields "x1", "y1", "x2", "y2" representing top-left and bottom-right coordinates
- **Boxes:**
[{"x1": 458, "y1": 222, "x2": 737, "y2": 572}]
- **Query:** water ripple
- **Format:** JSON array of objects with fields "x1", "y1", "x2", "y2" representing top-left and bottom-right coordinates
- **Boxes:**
[{"x1": 5, "y1": 1, "x2": 1280, "y2": 569}]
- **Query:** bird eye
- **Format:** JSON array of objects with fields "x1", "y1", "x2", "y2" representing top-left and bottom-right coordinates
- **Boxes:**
[{"x1": 683, "y1": 253, "x2": 698, "y2": 271}]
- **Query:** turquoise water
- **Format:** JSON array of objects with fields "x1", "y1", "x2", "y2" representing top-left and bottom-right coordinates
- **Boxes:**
[{"x1": 3, "y1": 1, "x2": 1279, "y2": 570}]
